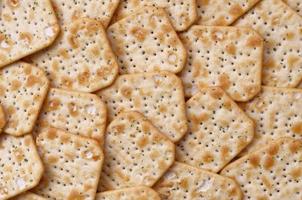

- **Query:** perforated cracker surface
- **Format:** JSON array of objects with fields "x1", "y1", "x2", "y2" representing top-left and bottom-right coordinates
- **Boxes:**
[
  {"x1": 235, "y1": 0, "x2": 302, "y2": 88},
  {"x1": 0, "y1": 0, "x2": 59, "y2": 68},
  {"x1": 179, "y1": 26, "x2": 263, "y2": 101},
  {"x1": 284, "y1": 0, "x2": 302, "y2": 16},
  {"x1": 12, "y1": 192, "x2": 46, "y2": 200},
  {"x1": 100, "y1": 111, "x2": 175, "y2": 190},
  {"x1": 0, "y1": 134, "x2": 43, "y2": 200},
  {"x1": 222, "y1": 138, "x2": 302, "y2": 200},
  {"x1": 176, "y1": 87, "x2": 254, "y2": 172},
  {"x1": 97, "y1": 72, "x2": 187, "y2": 142},
  {"x1": 108, "y1": 6, "x2": 186, "y2": 74},
  {"x1": 34, "y1": 128, "x2": 103, "y2": 200}
]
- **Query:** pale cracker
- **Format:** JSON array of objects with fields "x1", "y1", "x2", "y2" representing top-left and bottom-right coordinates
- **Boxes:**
[
  {"x1": 28, "y1": 18, "x2": 118, "y2": 92},
  {"x1": 234, "y1": 0, "x2": 302, "y2": 87},
  {"x1": 179, "y1": 25, "x2": 263, "y2": 101},
  {"x1": 107, "y1": 6, "x2": 186, "y2": 74},
  {"x1": 176, "y1": 87, "x2": 254, "y2": 172},
  {"x1": 100, "y1": 111, "x2": 175, "y2": 190},
  {"x1": 96, "y1": 187, "x2": 160, "y2": 200},
  {"x1": 11, "y1": 192, "x2": 46, "y2": 200},
  {"x1": 97, "y1": 72, "x2": 188, "y2": 142},
  {"x1": 0, "y1": 134, "x2": 43, "y2": 200},
  {"x1": 0, "y1": 0, "x2": 59, "y2": 68},
  {"x1": 0, "y1": 62, "x2": 49, "y2": 136},
  {"x1": 111, "y1": 0, "x2": 197, "y2": 31},
  {"x1": 33, "y1": 128, "x2": 103, "y2": 200},
  {"x1": 196, "y1": 0, "x2": 261, "y2": 25},
  {"x1": 34, "y1": 88, "x2": 107, "y2": 142},
  {"x1": 283, "y1": 0, "x2": 302, "y2": 16},
  {"x1": 221, "y1": 137, "x2": 302, "y2": 200},
  {"x1": 239, "y1": 86, "x2": 302, "y2": 155},
  {"x1": 153, "y1": 162, "x2": 242, "y2": 200}
]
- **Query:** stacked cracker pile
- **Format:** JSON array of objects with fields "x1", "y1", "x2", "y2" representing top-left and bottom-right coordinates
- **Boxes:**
[{"x1": 0, "y1": 0, "x2": 301, "y2": 199}]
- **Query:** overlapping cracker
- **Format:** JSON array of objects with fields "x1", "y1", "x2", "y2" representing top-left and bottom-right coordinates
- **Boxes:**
[
  {"x1": 100, "y1": 111, "x2": 175, "y2": 190},
  {"x1": 234, "y1": 0, "x2": 302, "y2": 87},
  {"x1": 11, "y1": 192, "x2": 46, "y2": 200},
  {"x1": 176, "y1": 87, "x2": 254, "y2": 172},
  {"x1": 179, "y1": 26, "x2": 263, "y2": 101},
  {"x1": 33, "y1": 128, "x2": 103, "y2": 200},
  {"x1": 0, "y1": 134, "x2": 44, "y2": 200},
  {"x1": 196, "y1": 0, "x2": 261, "y2": 25},
  {"x1": 0, "y1": 62, "x2": 49, "y2": 136},
  {"x1": 153, "y1": 162, "x2": 242, "y2": 200},
  {"x1": 96, "y1": 187, "x2": 160, "y2": 200},
  {"x1": 97, "y1": 72, "x2": 187, "y2": 142},
  {"x1": 239, "y1": 86, "x2": 302, "y2": 155},
  {"x1": 222, "y1": 137, "x2": 302, "y2": 200},
  {"x1": 107, "y1": 6, "x2": 186, "y2": 74},
  {"x1": 111, "y1": 0, "x2": 197, "y2": 31},
  {"x1": 0, "y1": 0, "x2": 59, "y2": 68},
  {"x1": 34, "y1": 88, "x2": 107, "y2": 142},
  {"x1": 28, "y1": 18, "x2": 118, "y2": 92},
  {"x1": 284, "y1": 0, "x2": 302, "y2": 16}
]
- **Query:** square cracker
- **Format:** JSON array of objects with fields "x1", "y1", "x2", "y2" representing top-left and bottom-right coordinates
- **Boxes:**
[
  {"x1": 153, "y1": 162, "x2": 242, "y2": 200},
  {"x1": 99, "y1": 111, "x2": 175, "y2": 190},
  {"x1": 221, "y1": 137, "x2": 302, "y2": 200},
  {"x1": 176, "y1": 87, "x2": 254, "y2": 173},
  {"x1": 11, "y1": 192, "x2": 46, "y2": 200},
  {"x1": 234, "y1": 0, "x2": 302, "y2": 88},
  {"x1": 34, "y1": 88, "x2": 107, "y2": 142},
  {"x1": 33, "y1": 128, "x2": 103, "y2": 200},
  {"x1": 111, "y1": 0, "x2": 197, "y2": 31},
  {"x1": 239, "y1": 86, "x2": 302, "y2": 155},
  {"x1": 0, "y1": 0, "x2": 59, "y2": 68},
  {"x1": 96, "y1": 187, "x2": 160, "y2": 200},
  {"x1": 0, "y1": 62, "x2": 49, "y2": 136},
  {"x1": 107, "y1": 6, "x2": 186, "y2": 74},
  {"x1": 0, "y1": 134, "x2": 44, "y2": 200},
  {"x1": 196, "y1": 0, "x2": 261, "y2": 25},
  {"x1": 97, "y1": 71, "x2": 188, "y2": 142},
  {"x1": 179, "y1": 25, "x2": 263, "y2": 101},
  {"x1": 28, "y1": 18, "x2": 118, "y2": 92},
  {"x1": 283, "y1": 0, "x2": 302, "y2": 16}
]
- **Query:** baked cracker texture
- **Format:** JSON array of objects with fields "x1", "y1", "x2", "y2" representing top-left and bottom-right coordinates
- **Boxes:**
[{"x1": 96, "y1": 187, "x2": 160, "y2": 200}]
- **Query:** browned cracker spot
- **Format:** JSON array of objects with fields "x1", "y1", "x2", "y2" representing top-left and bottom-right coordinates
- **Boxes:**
[
  {"x1": 196, "y1": 0, "x2": 261, "y2": 25},
  {"x1": 153, "y1": 162, "x2": 242, "y2": 200},
  {"x1": 222, "y1": 138, "x2": 302, "y2": 200},
  {"x1": 0, "y1": 62, "x2": 49, "y2": 136},
  {"x1": 96, "y1": 187, "x2": 160, "y2": 200},
  {"x1": 34, "y1": 88, "x2": 107, "y2": 142},
  {"x1": 97, "y1": 72, "x2": 188, "y2": 142},
  {"x1": 0, "y1": 105, "x2": 6, "y2": 134},
  {"x1": 283, "y1": 0, "x2": 302, "y2": 16},
  {"x1": 234, "y1": 0, "x2": 302, "y2": 88},
  {"x1": 180, "y1": 25, "x2": 263, "y2": 101},
  {"x1": 33, "y1": 128, "x2": 103, "y2": 200},
  {"x1": 11, "y1": 192, "x2": 46, "y2": 200},
  {"x1": 111, "y1": 0, "x2": 197, "y2": 31},
  {"x1": 0, "y1": 0, "x2": 59, "y2": 68},
  {"x1": 107, "y1": 6, "x2": 186, "y2": 74},
  {"x1": 0, "y1": 134, "x2": 44, "y2": 200},
  {"x1": 29, "y1": 18, "x2": 118, "y2": 92},
  {"x1": 176, "y1": 87, "x2": 254, "y2": 172},
  {"x1": 100, "y1": 111, "x2": 175, "y2": 190}
]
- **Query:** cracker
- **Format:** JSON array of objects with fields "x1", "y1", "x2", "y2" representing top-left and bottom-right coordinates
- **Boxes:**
[
  {"x1": 100, "y1": 111, "x2": 175, "y2": 190},
  {"x1": 0, "y1": 105, "x2": 6, "y2": 134},
  {"x1": 96, "y1": 187, "x2": 160, "y2": 200},
  {"x1": 0, "y1": 62, "x2": 49, "y2": 136},
  {"x1": 34, "y1": 88, "x2": 107, "y2": 142},
  {"x1": 298, "y1": 81, "x2": 302, "y2": 88},
  {"x1": 221, "y1": 137, "x2": 302, "y2": 200},
  {"x1": 11, "y1": 192, "x2": 46, "y2": 200},
  {"x1": 111, "y1": 0, "x2": 197, "y2": 31},
  {"x1": 28, "y1": 18, "x2": 118, "y2": 92},
  {"x1": 50, "y1": 0, "x2": 120, "y2": 28},
  {"x1": 239, "y1": 86, "x2": 302, "y2": 155},
  {"x1": 179, "y1": 26, "x2": 263, "y2": 101},
  {"x1": 153, "y1": 162, "x2": 242, "y2": 200},
  {"x1": 0, "y1": 134, "x2": 44, "y2": 200},
  {"x1": 234, "y1": 0, "x2": 302, "y2": 88},
  {"x1": 97, "y1": 72, "x2": 187, "y2": 142},
  {"x1": 176, "y1": 87, "x2": 254, "y2": 172},
  {"x1": 196, "y1": 0, "x2": 261, "y2": 25},
  {"x1": 0, "y1": 0, "x2": 59, "y2": 68},
  {"x1": 33, "y1": 128, "x2": 103, "y2": 200},
  {"x1": 284, "y1": 0, "x2": 302, "y2": 16},
  {"x1": 107, "y1": 6, "x2": 186, "y2": 74}
]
